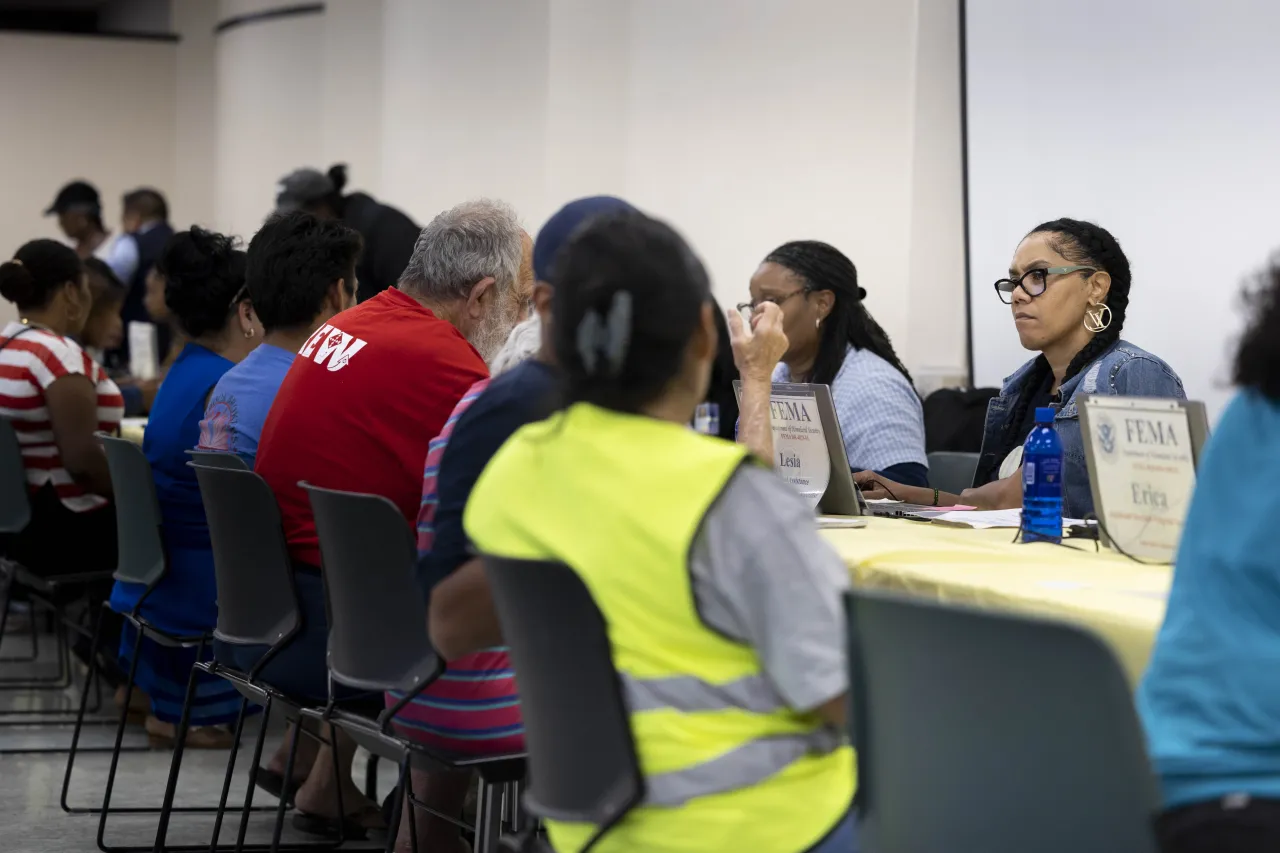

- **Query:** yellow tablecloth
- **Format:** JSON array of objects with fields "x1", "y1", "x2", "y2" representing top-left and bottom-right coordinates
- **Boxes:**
[
  {"x1": 120, "y1": 417, "x2": 147, "y2": 445},
  {"x1": 822, "y1": 518, "x2": 1171, "y2": 686}
]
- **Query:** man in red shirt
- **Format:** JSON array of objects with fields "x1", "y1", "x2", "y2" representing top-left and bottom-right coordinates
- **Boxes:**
[{"x1": 245, "y1": 199, "x2": 528, "y2": 836}]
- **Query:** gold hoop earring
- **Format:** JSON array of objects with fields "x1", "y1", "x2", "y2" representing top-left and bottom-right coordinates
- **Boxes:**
[
  {"x1": 815, "y1": 317, "x2": 822, "y2": 329},
  {"x1": 244, "y1": 327, "x2": 255, "y2": 339},
  {"x1": 1083, "y1": 301, "x2": 1112, "y2": 333}
]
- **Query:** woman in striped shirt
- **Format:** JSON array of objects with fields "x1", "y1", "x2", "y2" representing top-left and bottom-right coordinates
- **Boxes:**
[{"x1": 0, "y1": 240, "x2": 122, "y2": 575}]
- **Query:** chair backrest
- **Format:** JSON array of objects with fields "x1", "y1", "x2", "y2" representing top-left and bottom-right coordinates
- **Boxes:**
[
  {"x1": 485, "y1": 556, "x2": 643, "y2": 837},
  {"x1": 926, "y1": 450, "x2": 980, "y2": 494},
  {"x1": 99, "y1": 434, "x2": 166, "y2": 588},
  {"x1": 190, "y1": 462, "x2": 300, "y2": 651},
  {"x1": 186, "y1": 449, "x2": 250, "y2": 471},
  {"x1": 0, "y1": 418, "x2": 31, "y2": 534},
  {"x1": 846, "y1": 588, "x2": 1158, "y2": 853},
  {"x1": 302, "y1": 482, "x2": 438, "y2": 694}
]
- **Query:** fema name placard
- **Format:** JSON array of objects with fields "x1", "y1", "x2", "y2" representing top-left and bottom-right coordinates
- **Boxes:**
[
  {"x1": 1081, "y1": 396, "x2": 1197, "y2": 562},
  {"x1": 768, "y1": 388, "x2": 831, "y2": 509}
]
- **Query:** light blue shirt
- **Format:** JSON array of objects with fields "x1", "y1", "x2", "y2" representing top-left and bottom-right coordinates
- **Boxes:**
[
  {"x1": 197, "y1": 343, "x2": 296, "y2": 467},
  {"x1": 1137, "y1": 390, "x2": 1280, "y2": 808},
  {"x1": 774, "y1": 346, "x2": 927, "y2": 473}
]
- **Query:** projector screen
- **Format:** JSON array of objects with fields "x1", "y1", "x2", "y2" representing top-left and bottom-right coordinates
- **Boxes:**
[{"x1": 963, "y1": 0, "x2": 1280, "y2": 420}]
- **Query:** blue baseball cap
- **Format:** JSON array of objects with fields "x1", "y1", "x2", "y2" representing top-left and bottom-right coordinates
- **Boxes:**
[{"x1": 533, "y1": 196, "x2": 638, "y2": 282}]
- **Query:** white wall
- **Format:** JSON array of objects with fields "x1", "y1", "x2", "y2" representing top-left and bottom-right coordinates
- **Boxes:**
[
  {"x1": 965, "y1": 0, "x2": 1279, "y2": 418},
  {"x1": 0, "y1": 32, "x2": 177, "y2": 323},
  {"x1": 376, "y1": 0, "x2": 968, "y2": 386},
  {"x1": 0, "y1": 1, "x2": 969, "y2": 382}
]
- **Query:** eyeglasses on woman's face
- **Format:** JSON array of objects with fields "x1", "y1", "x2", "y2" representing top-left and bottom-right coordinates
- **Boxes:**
[
  {"x1": 994, "y1": 265, "x2": 1095, "y2": 304},
  {"x1": 736, "y1": 287, "x2": 810, "y2": 318}
]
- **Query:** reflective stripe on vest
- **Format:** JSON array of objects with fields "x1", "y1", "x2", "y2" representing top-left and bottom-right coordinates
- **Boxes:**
[
  {"x1": 622, "y1": 672, "x2": 785, "y2": 714},
  {"x1": 645, "y1": 729, "x2": 843, "y2": 807},
  {"x1": 623, "y1": 671, "x2": 844, "y2": 806}
]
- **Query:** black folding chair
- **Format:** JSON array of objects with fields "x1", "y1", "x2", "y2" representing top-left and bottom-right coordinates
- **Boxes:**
[
  {"x1": 845, "y1": 588, "x2": 1159, "y2": 853},
  {"x1": 191, "y1": 460, "x2": 378, "y2": 853},
  {"x1": 483, "y1": 557, "x2": 643, "y2": 853},
  {"x1": 62, "y1": 435, "x2": 250, "y2": 853},
  {"x1": 303, "y1": 483, "x2": 526, "y2": 853},
  {"x1": 0, "y1": 416, "x2": 119, "y2": 750}
]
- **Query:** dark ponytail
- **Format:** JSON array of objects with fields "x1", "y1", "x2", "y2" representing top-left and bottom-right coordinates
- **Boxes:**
[
  {"x1": 0, "y1": 239, "x2": 83, "y2": 311},
  {"x1": 997, "y1": 218, "x2": 1132, "y2": 469},
  {"x1": 325, "y1": 164, "x2": 348, "y2": 215},
  {"x1": 764, "y1": 240, "x2": 912, "y2": 386},
  {"x1": 552, "y1": 211, "x2": 710, "y2": 414}
]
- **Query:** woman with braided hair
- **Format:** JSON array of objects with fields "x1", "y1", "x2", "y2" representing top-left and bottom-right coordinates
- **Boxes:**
[
  {"x1": 746, "y1": 240, "x2": 929, "y2": 486},
  {"x1": 857, "y1": 218, "x2": 1184, "y2": 515}
]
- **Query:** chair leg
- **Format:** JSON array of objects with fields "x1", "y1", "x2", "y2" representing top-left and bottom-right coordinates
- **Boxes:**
[
  {"x1": 385, "y1": 759, "x2": 410, "y2": 853},
  {"x1": 473, "y1": 780, "x2": 503, "y2": 853},
  {"x1": 267, "y1": 708, "x2": 304, "y2": 853},
  {"x1": 153, "y1": 635, "x2": 207, "y2": 851},
  {"x1": 328, "y1": 722, "x2": 349, "y2": 843},
  {"x1": 208, "y1": 695, "x2": 251, "y2": 851},
  {"x1": 60, "y1": 604, "x2": 103, "y2": 811},
  {"x1": 97, "y1": 622, "x2": 147, "y2": 851},
  {"x1": 365, "y1": 752, "x2": 380, "y2": 802},
  {"x1": 234, "y1": 696, "x2": 273, "y2": 853}
]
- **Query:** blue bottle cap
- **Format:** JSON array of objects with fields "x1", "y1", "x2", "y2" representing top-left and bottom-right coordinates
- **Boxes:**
[{"x1": 1035, "y1": 406, "x2": 1056, "y2": 424}]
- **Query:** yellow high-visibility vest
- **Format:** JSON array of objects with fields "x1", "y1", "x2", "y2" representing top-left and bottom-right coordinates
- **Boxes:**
[{"x1": 466, "y1": 402, "x2": 855, "y2": 852}]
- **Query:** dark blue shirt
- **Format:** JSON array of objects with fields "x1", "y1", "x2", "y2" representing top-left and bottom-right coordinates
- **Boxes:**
[{"x1": 418, "y1": 359, "x2": 559, "y2": 595}]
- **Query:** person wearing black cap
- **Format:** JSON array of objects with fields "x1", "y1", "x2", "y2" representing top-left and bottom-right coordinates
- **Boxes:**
[
  {"x1": 45, "y1": 180, "x2": 114, "y2": 263},
  {"x1": 274, "y1": 164, "x2": 419, "y2": 303}
]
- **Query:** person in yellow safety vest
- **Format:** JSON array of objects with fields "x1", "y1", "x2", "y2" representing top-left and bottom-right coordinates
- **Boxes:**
[{"x1": 456, "y1": 210, "x2": 858, "y2": 852}]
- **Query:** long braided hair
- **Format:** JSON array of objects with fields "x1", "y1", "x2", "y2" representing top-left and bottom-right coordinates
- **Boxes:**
[
  {"x1": 993, "y1": 218, "x2": 1132, "y2": 473},
  {"x1": 765, "y1": 240, "x2": 912, "y2": 386}
]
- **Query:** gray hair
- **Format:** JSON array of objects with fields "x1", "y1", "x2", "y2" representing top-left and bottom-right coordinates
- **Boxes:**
[{"x1": 398, "y1": 199, "x2": 523, "y2": 302}]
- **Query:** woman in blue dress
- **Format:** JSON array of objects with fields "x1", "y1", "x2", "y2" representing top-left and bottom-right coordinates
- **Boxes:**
[{"x1": 110, "y1": 227, "x2": 263, "y2": 746}]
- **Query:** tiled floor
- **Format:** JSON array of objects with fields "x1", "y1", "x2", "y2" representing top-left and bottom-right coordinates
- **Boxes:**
[{"x1": 0, "y1": 622, "x2": 396, "y2": 853}]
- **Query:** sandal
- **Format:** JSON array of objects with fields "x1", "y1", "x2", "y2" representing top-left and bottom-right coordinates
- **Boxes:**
[
  {"x1": 254, "y1": 767, "x2": 302, "y2": 808},
  {"x1": 291, "y1": 803, "x2": 386, "y2": 840}
]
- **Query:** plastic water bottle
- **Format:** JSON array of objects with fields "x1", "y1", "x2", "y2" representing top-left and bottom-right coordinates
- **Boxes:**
[
  {"x1": 1022, "y1": 406, "x2": 1063, "y2": 543},
  {"x1": 693, "y1": 402, "x2": 720, "y2": 436}
]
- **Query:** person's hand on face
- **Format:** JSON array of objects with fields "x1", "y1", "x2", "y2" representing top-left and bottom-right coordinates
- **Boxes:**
[{"x1": 728, "y1": 302, "x2": 788, "y2": 381}]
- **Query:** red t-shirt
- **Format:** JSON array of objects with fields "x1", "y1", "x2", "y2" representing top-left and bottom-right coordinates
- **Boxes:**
[{"x1": 255, "y1": 288, "x2": 489, "y2": 566}]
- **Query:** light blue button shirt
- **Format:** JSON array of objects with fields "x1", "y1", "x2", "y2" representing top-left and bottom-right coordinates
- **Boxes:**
[{"x1": 774, "y1": 346, "x2": 927, "y2": 473}]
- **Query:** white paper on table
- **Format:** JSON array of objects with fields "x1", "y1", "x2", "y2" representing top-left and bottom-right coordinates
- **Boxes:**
[
  {"x1": 930, "y1": 509, "x2": 1025, "y2": 529},
  {"x1": 930, "y1": 509, "x2": 1091, "y2": 531},
  {"x1": 128, "y1": 321, "x2": 159, "y2": 381}
]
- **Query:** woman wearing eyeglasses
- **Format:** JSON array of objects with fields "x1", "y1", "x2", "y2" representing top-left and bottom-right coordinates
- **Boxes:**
[
  {"x1": 746, "y1": 240, "x2": 928, "y2": 486},
  {"x1": 857, "y1": 218, "x2": 1184, "y2": 516}
]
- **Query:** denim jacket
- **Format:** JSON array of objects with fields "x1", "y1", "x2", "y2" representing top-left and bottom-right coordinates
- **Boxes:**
[{"x1": 975, "y1": 339, "x2": 1186, "y2": 518}]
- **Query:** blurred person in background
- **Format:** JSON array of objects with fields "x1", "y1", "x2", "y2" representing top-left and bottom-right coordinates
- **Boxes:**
[
  {"x1": 0, "y1": 241, "x2": 120, "y2": 574},
  {"x1": 109, "y1": 227, "x2": 263, "y2": 748},
  {"x1": 0, "y1": 241, "x2": 126, "y2": 691},
  {"x1": 750, "y1": 240, "x2": 927, "y2": 485},
  {"x1": 1138, "y1": 254, "x2": 1280, "y2": 853},
  {"x1": 274, "y1": 163, "x2": 419, "y2": 302},
  {"x1": 45, "y1": 180, "x2": 120, "y2": 268},
  {"x1": 246, "y1": 199, "x2": 523, "y2": 838},
  {"x1": 81, "y1": 258, "x2": 126, "y2": 366},
  {"x1": 105, "y1": 188, "x2": 175, "y2": 369}
]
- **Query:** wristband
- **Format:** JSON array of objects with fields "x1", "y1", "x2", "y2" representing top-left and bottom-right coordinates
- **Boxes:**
[{"x1": 932, "y1": 488, "x2": 940, "y2": 507}]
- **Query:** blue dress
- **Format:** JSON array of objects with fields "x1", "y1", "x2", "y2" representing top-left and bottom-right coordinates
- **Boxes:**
[{"x1": 110, "y1": 343, "x2": 244, "y2": 724}]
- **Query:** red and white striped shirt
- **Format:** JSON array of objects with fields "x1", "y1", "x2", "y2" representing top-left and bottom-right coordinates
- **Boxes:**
[{"x1": 0, "y1": 321, "x2": 123, "y2": 513}]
